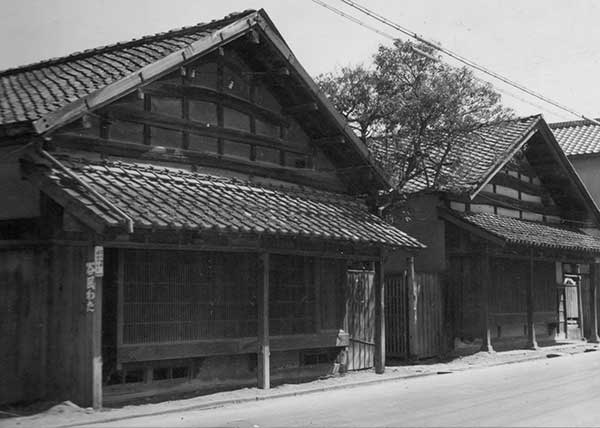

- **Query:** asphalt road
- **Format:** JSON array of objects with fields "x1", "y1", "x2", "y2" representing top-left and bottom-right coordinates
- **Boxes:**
[{"x1": 84, "y1": 351, "x2": 600, "y2": 427}]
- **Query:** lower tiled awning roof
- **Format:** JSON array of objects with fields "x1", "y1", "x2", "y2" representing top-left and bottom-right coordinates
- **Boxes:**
[
  {"x1": 442, "y1": 210, "x2": 600, "y2": 253},
  {"x1": 28, "y1": 156, "x2": 425, "y2": 249}
]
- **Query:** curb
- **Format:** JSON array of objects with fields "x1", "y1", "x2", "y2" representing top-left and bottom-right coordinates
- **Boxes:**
[{"x1": 48, "y1": 344, "x2": 594, "y2": 428}]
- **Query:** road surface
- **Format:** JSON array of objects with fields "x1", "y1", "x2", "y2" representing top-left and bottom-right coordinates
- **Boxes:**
[{"x1": 83, "y1": 351, "x2": 600, "y2": 427}]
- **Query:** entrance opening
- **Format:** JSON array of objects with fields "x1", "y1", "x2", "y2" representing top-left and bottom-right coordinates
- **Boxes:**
[{"x1": 557, "y1": 266, "x2": 582, "y2": 339}]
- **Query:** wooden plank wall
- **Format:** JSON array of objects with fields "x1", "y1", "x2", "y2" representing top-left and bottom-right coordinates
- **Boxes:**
[
  {"x1": 0, "y1": 248, "x2": 48, "y2": 405},
  {"x1": 414, "y1": 272, "x2": 444, "y2": 359},
  {"x1": 46, "y1": 244, "x2": 97, "y2": 406},
  {"x1": 385, "y1": 272, "x2": 444, "y2": 360}
]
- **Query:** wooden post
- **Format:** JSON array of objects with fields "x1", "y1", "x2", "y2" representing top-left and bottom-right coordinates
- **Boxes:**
[
  {"x1": 116, "y1": 249, "x2": 124, "y2": 371},
  {"x1": 590, "y1": 263, "x2": 600, "y2": 343},
  {"x1": 374, "y1": 254, "x2": 385, "y2": 374},
  {"x1": 480, "y1": 246, "x2": 494, "y2": 353},
  {"x1": 526, "y1": 248, "x2": 538, "y2": 349},
  {"x1": 407, "y1": 255, "x2": 418, "y2": 360},
  {"x1": 87, "y1": 245, "x2": 103, "y2": 409},
  {"x1": 257, "y1": 252, "x2": 270, "y2": 389},
  {"x1": 578, "y1": 272, "x2": 585, "y2": 340}
]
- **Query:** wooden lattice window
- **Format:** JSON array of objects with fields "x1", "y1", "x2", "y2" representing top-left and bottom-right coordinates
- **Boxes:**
[
  {"x1": 121, "y1": 250, "x2": 257, "y2": 344},
  {"x1": 269, "y1": 255, "x2": 316, "y2": 335}
]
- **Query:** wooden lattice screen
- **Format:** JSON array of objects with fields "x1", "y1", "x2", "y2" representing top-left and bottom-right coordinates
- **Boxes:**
[
  {"x1": 269, "y1": 255, "x2": 316, "y2": 335},
  {"x1": 122, "y1": 250, "x2": 258, "y2": 344}
]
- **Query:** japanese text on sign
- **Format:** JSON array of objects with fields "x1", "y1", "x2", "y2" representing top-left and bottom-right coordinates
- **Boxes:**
[{"x1": 86, "y1": 262, "x2": 96, "y2": 312}]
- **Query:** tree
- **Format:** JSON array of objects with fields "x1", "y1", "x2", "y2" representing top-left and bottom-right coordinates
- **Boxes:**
[{"x1": 316, "y1": 39, "x2": 512, "y2": 191}]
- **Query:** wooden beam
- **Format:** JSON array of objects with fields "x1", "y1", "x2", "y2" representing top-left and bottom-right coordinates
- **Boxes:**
[
  {"x1": 257, "y1": 252, "x2": 270, "y2": 389},
  {"x1": 374, "y1": 255, "x2": 385, "y2": 374},
  {"x1": 526, "y1": 248, "x2": 538, "y2": 349},
  {"x1": 102, "y1": 105, "x2": 303, "y2": 154},
  {"x1": 490, "y1": 172, "x2": 545, "y2": 196},
  {"x1": 407, "y1": 255, "x2": 418, "y2": 360},
  {"x1": 480, "y1": 246, "x2": 494, "y2": 353},
  {"x1": 472, "y1": 192, "x2": 561, "y2": 217},
  {"x1": 589, "y1": 263, "x2": 600, "y2": 343}
]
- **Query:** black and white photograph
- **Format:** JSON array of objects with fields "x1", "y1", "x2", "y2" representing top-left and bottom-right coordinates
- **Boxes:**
[{"x1": 2, "y1": 1, "x2": 600, "y2": 426}]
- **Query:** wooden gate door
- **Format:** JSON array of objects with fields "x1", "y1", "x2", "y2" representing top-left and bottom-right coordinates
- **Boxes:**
[{"x1": 345, "y1": 269, "x2": 375, "y2": 370}]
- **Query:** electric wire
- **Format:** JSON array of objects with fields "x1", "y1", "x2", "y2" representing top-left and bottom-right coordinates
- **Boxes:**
[
  {"x1": 311, "y1": 0, "x2": 396, "y2": 40},
  {"x1": 330, "y1": 0, "x2": 600, "y2": 127},
  {"x1": 310, "y1": 0, "x2": 572, "y2": 121}
]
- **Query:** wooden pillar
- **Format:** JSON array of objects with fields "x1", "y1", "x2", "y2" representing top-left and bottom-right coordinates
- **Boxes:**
[
  {"x1": 374, "y1": 254, "x2": 385, "y2": 374},
  {"x1": 589, "y1": 263, "x2": 600, "y2": 343},
  {"x1": 87, "y1": 245, "x2": 103, "y2": 409},
  {"x1": 314, "y1": 257, "x2": 321, "y2": 332},
  {"x1": 116, "y1": 249, "x2": 124, "y2": 371},
  {"x1": 257, "y1": 252, "x2": 270, "y2": 389},
  {"x1": 526, "y1": 248, "x2": 538, "y2": 349},
  {"x1": 407, "y1": 255, "x2": 418, "y2": 360},
  {"x1": 480, "y1": 246, "x2": 494, "y2": 353}
]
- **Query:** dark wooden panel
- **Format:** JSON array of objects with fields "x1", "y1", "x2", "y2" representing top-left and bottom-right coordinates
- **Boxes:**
[
  {"x1": 45, "y1": 244, "x2": 97, "y2": 406},
  {"x1": 0, "y1": 248, "x2": 48, "y2": 405},
  {"x1": 415, "y1": 272, "x2": 444, "y2": 359}
]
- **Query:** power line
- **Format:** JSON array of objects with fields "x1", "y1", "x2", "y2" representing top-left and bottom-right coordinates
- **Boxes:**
[
  {"x1": 310, "y1": 0, "x2": 395, "y2": 40},
  {"x1": 310, "y1": 0, "x2": 571, "y2": 120},
  {"x1": 335, "y1": 0, "x2": 600, "y2": 127}
]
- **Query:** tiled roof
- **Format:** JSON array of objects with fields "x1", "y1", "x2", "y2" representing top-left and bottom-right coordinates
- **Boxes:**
[
  {"x1": 550, "y1": 119, "x2": 600, "y2": 156},
  {"x1": 391, "y1": 116, "x2": 541, "y2": 194},
  {"x1": 29, "y1": 156, "x2": 424, "y2": 249},
  {"x1": 0, "y1": 10, "x2": 255, "y2": 126},
  {"x1": 450, "y1": 210, "x2": 600, "y2": 253}
]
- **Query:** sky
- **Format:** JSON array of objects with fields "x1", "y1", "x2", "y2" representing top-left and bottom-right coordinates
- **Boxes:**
[{"x1": 2, "y1": 0, "x2": 600, "y2": 123}]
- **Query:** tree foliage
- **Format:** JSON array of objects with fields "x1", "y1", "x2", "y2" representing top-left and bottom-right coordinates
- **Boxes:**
[{"x1": 316, "y1": 39, "x2": 512, "y2": 191}]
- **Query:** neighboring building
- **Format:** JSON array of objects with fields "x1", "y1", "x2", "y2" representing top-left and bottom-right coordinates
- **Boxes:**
[
  {"x1": 0, "y1": 10, "x2": 425, "y2": 407},
  {"x1": 551, "y1": 119, "x2": 600, "y2": 207},
  {"x1": 380, "y1": 115, "x2": 600, "y2": 359}
]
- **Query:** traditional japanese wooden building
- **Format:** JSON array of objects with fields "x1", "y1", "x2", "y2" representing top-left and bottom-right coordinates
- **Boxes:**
[
  {"x1": 382, "y1": 115, "x2": 600, "y2": 359},
  {"x1": 0, "y1": 10, "x2": 425, "y2": 408}
]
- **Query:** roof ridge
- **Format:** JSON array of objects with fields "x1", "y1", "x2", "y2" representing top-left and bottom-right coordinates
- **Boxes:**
[
  {"x1": 549, "y1": 118, "x2": 600, "y2": 129},
  {"x1": 0, "y1": 10, "x2": 256, "y2": 78},
  {"x1": 474, "y1": 114, "x2": 541, "y2": 130}
]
